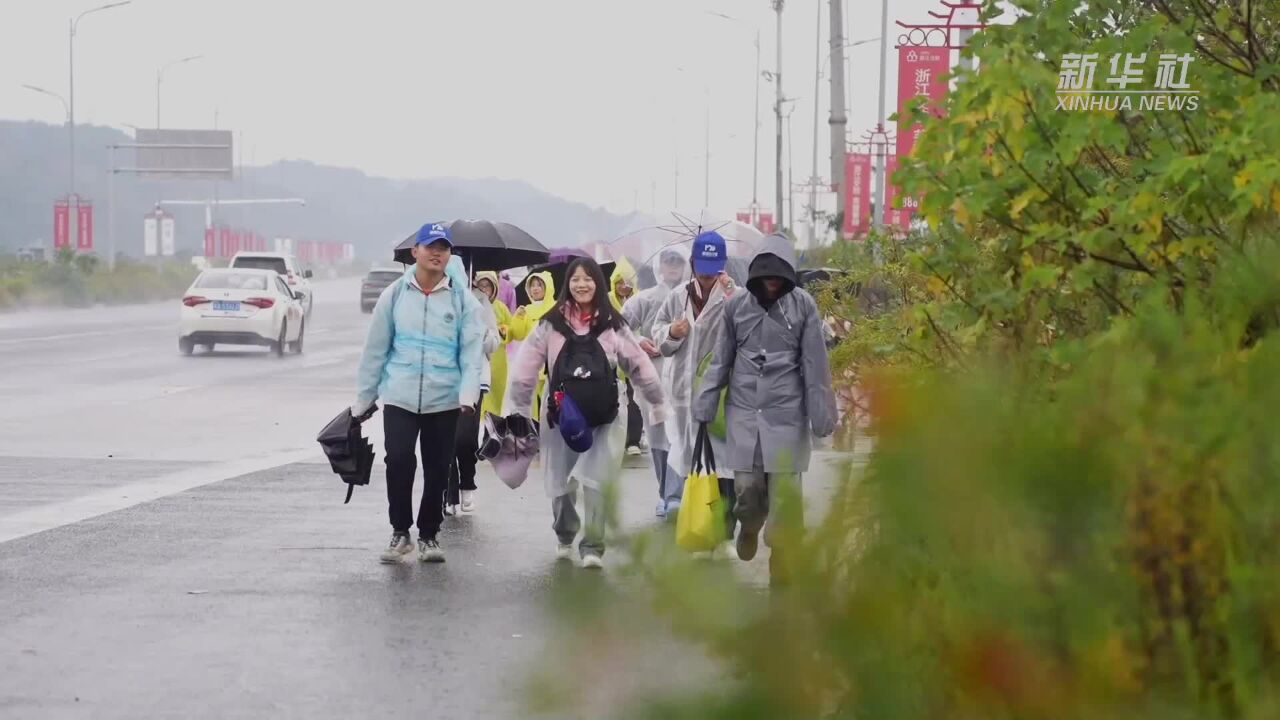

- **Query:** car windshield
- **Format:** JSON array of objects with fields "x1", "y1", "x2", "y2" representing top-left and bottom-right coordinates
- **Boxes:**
[
  {"x1": 232, "y1": 257, "x2": 288, "y2": 274},
  {"x1": 194, "y1": 272, "x2": 268, "y2": 291}
]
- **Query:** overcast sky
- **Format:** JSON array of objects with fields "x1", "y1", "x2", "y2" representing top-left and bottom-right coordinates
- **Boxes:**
[{"x1": 2, "y1": 0, "x2": 955, "y2": 216}]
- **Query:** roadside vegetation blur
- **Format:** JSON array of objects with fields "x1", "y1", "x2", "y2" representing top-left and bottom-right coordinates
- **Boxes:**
[{"x1": 529, "y1": 1, "x2": 1280, "y2": 717}]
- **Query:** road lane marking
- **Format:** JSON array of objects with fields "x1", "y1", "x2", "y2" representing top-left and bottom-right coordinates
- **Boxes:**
[
  {"x1": 0, "y1": 447, "x2": 320, "y2": 545},
  {"x1": 0, "y1": 323, "x2": 173, "y2": 346}
]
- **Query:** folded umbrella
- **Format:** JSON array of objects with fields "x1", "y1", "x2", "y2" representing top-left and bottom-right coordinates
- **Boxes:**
[
  {"x1": 393, "y1": 219, "x2": 549, "y2": 271},
  {"x1": 317, "y1": 406, "x2": 377, "y2": 504}
]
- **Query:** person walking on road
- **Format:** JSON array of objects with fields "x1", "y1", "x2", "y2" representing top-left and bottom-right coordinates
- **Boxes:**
[
  {"x1": 507, "y1": 258, "x2": 666, "y2": 569},
  {"x1": 608, "y1": 258, "x2": 645, "y2": 458},
  {"x1": 622, "y1": 249, "x2": 688, "y2": 517},
  {"x1": 508, "y1": 269, "x2": 557, "y2": 421},
  {"x1": 693, "y1": 233, "x2": 837, "y2": 577},
  {"x1": 446, "y1": 271, "x2": 505, "y2": 515},
  {"x1": 651, "y1": 231, "x2": 736, "y2": 524},
  {"x1": 353, "y1": 223, "x2": 485, "y2": 565}
]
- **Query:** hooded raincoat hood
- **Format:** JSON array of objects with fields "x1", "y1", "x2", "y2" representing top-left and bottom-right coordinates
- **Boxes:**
[
  {"x1": 474, "y1": 270, "x2": 500, "y2": 303},
  {"x1": 608, "y1": 257, "x2": 638, "y2": 312},
  {"x1": 746, "y1": 233, "x2": 798, "y2": 304}
]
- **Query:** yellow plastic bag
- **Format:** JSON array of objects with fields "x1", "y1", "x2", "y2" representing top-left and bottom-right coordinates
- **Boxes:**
[{"x1": 676, "y1": 425, "x2": 726, "y2": 552}]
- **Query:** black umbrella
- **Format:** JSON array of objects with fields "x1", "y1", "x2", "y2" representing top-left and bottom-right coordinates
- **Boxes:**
[
  {"x1": 317, "y1": 406, "x2": 377, "y2": 504},
  {"x1": 516, "y1": 259, "x2": 617, "y2": 307},
  {"x1": 394, "y1": 220, "x2": 549, "y2": 270}
]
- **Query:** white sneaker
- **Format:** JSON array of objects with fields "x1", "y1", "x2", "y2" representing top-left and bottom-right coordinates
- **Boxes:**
[
  {"x1": 555, "y1": 543, "x2": 574, "y2": 561},
  {"x1": 625, "y1": 445, "x2": 642, "y2": 457},
  {"x1": 637, "y1": 436, "x2": 650, "y2": 451},
  {"x1": 380, "y1": 533, "x2": 413, "y2": 564},
  {"x1": 418, "y1": 537, "x2": 445, "y2": 563},
  {"x1": 581, "y1": 554, "x2": 604, "y2": 570},
  {"x1": 460, "y1": 490, "x2": 475, "y2": 513}
]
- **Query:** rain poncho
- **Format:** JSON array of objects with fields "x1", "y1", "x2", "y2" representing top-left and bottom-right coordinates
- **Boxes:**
[
  {"x1": 693, "y1": 234, "x2": 837, "y2": 473},
  {"x1": 621, "y1": 270, "x2": 686, "y2": 453},
  {"x1": 475, "y1": 270, "x2": 512, "y2": 418},
  {"x1": 507, "y1": 308, "x2": 667, "y2": 498},
  {"x1": 508, "y1": 270, "x2": 557, "y2": 420},
  {"x1": 652, "y1": 276, "x2": 735, "y2": 478},
  {"x1": 608, "y1": 257, "x2": 639, "y2": 313},
  {"x1": 356, "y1": 257, "x2": 486, "y2": 415}
]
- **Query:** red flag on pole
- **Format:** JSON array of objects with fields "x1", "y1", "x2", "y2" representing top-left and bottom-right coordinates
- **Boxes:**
[
  {"x1": 76, "y1": 203, "x2": 94, "y2": 251},
  {"x1": 843, "y1": 153, "x2": 873, "y2": 236},
  {"x1": 54, "y1": 200, "x2": 71, "y2": 250}
]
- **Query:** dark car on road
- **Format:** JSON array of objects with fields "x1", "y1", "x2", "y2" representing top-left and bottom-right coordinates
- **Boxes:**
[{"x1": 361, "y1": 268, "x2": 402, "y2": 313}]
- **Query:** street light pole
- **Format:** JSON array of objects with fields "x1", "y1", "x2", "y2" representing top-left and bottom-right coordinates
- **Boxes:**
[
  {"x1": 773, "y1": 0, "x2": 785, "y2": 231},
  {"x1": 157, "y1": 55, "x2": 204, "y2": 129},
  {"x1": 752, "y1": 30, "x2": 761, "y2": 224},
  {"x1": 811, "y1": 0, "x2": 821, "y2": 247},
  {"x1": 873, "y1": 0, "x2": 889, "y2": 229},
  {"x1": 830, "y1": 0, "x2": 848, "y2": 225},
  {"x1": 69, "y1": 1, "x2": 133, "y2": 201}
]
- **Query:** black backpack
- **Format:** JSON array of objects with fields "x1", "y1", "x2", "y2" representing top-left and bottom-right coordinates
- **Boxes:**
[{"x1": 548, "y1": 322, "x2": 619, "y2": 428}]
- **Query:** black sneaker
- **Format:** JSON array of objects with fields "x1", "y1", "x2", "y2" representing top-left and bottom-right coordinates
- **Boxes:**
[{"x1": 418, "y1": 536, "x2": 445, "y2": 563}]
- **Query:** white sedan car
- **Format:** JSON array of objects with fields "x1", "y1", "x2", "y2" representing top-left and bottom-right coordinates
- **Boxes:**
[{"x1": 179, "y1": 269, "x2": 306, "y2": 356}]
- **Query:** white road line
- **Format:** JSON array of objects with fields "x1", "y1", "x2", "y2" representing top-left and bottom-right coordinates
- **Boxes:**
[
  {"x1": 0, "y1": 323, "x2": 173, "y2": 346},
  {"x1": 0, "y1": 447, "x2": 319, "y2": 545}
]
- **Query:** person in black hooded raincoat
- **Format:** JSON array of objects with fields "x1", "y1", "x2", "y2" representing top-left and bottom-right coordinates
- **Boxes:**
[{"x1": 692, "y1": 232, "x2": 837, "y2": 568}]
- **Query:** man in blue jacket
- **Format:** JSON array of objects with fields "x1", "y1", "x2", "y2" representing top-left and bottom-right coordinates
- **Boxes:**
[{"x1": 353, "y1": 223, "x2": 485, "y2": 564}]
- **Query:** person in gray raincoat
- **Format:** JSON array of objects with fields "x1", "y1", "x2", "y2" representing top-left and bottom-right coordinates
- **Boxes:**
[
  {"x1": 651, "y1": 231, "x2": 735, "y2": 522},
  {"x1": 621, "y1": 249, "x2": 688, "y2": 517},
  {"x1": 693, "y1": 232, "x2": 837, "y2": 567}
]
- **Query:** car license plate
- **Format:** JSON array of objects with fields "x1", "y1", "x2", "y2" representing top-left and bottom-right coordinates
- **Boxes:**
[{"x1": 212, "y1": 301, "x2": 241, "y2": 312}]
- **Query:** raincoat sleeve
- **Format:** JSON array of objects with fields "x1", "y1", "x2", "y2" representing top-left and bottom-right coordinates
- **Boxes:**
[
  {"x1": 651, "y1": 290, "x2": 686, "y2": 358},
  {"x1": 505, "y1": 321, "x2": 550, "y2": 418},
  {"x1": 798, "y1": 292, "x2": 838, "y2": 438},
  {"x1": 613, "y1": 326, "x2": 667, "y2": 426},
  {"x1": 493, "y1": 301, "x2": 513, "y2": 344},
  {"x1": 355, "y1": 283, "x2": 397, "y2": 410},
  {"x1": 621, "y1": 294, "x2": 645, "y2": 336},
  {"x1": 458, "y1": 289, "x2": 485, "y2": 408},
  {"x1": 693, "y1": 298, "x2": 737, "y2": 424},
  {"x1": 508, "y1": 307, "x2": 536, "y2": 341}
]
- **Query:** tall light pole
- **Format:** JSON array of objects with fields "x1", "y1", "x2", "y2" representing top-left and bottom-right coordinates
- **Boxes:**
[
  {"x1": 773, "y1": 0, "x2": 785, "y2": 231},
  {"x1": 69, "y1": 1, "x2": 132, "y2": 200},
  {"x1": 830, "y1": 0, "x2": 847, "y2": 225},
  {"x1": 811, "y1": 0, "x2": 822, "y2": 247},
  {"x1": 157, "y1": 55, "x2": 204, "y2": 129},
  {"x1": 21, "y1": 84, "x2": 71, "y2": 214},
  {"x1": 872, "y1": 0, "x2": 890, "y2": 229}
]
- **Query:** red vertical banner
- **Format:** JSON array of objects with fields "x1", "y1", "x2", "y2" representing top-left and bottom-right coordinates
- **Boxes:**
[
  {"x1": 219, "y1": 227, "x2": 232, "y2": 258},
  {"x1": 758, "y1": 213, "x2": 776, "y2": 234},
  {"x1": 736, "y1": 212, "x2": 751, "y2": 225},
  {"x1": 895, "y1": 46, "x2": 950, "y2": 159},
  {"x1": 843, "y1": 153, "x2": 873, "y2": 236},
  {"x1": 76, "y1": 203, "x2": 93, "y2": 251},
  {"x1": 204, "y1": 227, "x2": 216, "y2": 257},
  {"x1": 54, "y1": 200, "x2": 71, "y2": 250},
  {"x1": 893, "y1": 45, "x2": 950, "y2": 231}
]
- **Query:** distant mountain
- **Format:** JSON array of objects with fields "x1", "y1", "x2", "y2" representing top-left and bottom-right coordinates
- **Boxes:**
[{"x1": 0, "y1": 120, "x2": 634, "y2": 261}]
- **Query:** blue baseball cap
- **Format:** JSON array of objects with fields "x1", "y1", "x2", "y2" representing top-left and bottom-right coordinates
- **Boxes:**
[
  {"x1": 692, "y1": 231, "x2": 727, "y2": 276},
  {"x1": 416, "y1": 222, "x2": 453, "y2": 248}
]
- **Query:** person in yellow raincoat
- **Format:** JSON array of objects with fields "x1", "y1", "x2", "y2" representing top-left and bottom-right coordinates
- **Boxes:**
[
  {"x1": 607, "y1": 258, "x2": 645, "y2": 455},
  {"x1": 507, "y1": 270, "x2": 557, "y2": 420},
  {"x1": 473, "y1": 271, "x2": 512, "y2": 418}
]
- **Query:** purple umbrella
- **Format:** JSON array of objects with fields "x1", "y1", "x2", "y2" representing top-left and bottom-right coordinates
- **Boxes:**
[{"x1": 548, "y1": 247, "x2": 590, "y2": 264}]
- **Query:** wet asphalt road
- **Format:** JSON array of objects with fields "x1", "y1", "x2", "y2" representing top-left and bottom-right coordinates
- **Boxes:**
[{"x1": 0, "y1": 279, "x2": 862, "y2": 719}]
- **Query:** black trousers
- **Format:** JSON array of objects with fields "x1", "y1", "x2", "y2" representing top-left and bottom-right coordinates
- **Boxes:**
[
  {"x1": 450, "y1": 394, "x2": 484, "y2": 496},
  {"x1": 384, "y1": 405, "x2": 460, "y2": 537},
  {"x1": 625, "y1": 380, "x2": 642, "y2": 448}
]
